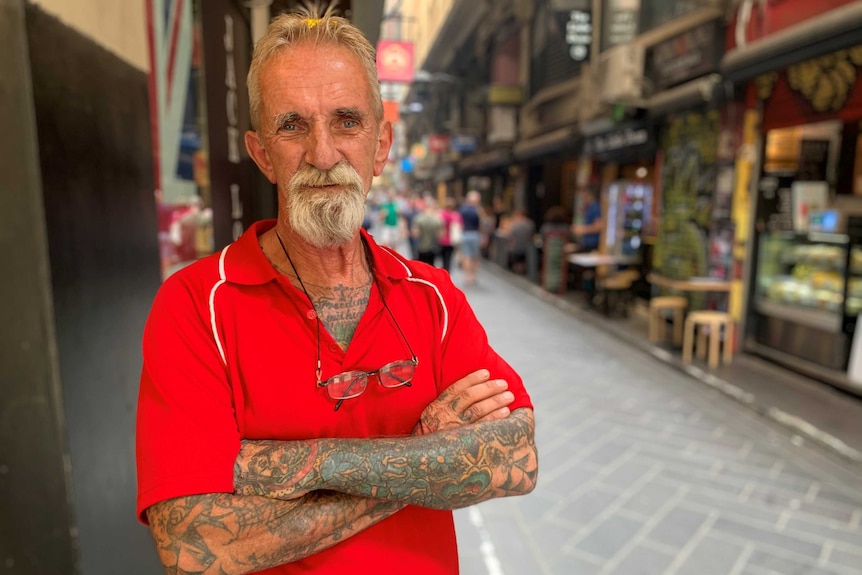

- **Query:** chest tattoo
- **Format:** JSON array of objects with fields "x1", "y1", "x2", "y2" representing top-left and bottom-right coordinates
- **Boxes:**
[
  {"x1": 308, "y1": 283, "x2": 371, "y2": 350},
  {"x1": 266, "y1": 249, "x2": 372, "y2": 350}
]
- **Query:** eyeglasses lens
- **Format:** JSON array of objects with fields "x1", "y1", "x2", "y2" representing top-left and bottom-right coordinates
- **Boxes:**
[
  {"x1": 379, "y1": 360, "x2": 415, "y2": 388},
  {"x1": 325, "y1": 372, "x2": 369, "y2": 400}
]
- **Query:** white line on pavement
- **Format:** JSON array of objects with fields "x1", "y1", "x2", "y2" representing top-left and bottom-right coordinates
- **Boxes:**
[{"x1": 468, "y1": 507, "x2": 504, "y2": 575}]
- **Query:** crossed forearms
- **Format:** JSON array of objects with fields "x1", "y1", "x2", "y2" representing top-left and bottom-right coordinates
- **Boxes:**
[
  {"x1": 147, "y1": 372, "x2": 536, "y2": 573},
  {"x1": 235, "y1": 408, "x2": 538, "y2": 510},
  {"x1": 147, "y1": 490, "x2": 404, "y2": 574}
]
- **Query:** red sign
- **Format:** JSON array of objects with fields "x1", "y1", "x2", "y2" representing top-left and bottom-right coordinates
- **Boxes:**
[
  {"x1": 376, "y1": 40, "x2": 414, "y2": 83},
  {"x1": 382, "y1": 100, "x2": 400, "y2": 123},
  {"x1": 727, "y1": 0, "x2": 858, "y2": 50},
  {"x1": 428, "y1": 135, "x2": 450, "y2": 154}
]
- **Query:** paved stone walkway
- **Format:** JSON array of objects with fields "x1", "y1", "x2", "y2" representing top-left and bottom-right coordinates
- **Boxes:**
[{"x1": 450, "y1": 265, "x2": 862, "y2": 575}]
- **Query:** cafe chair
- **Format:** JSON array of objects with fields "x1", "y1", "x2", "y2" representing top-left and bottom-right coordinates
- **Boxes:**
[
  {"x1": 682, "y1": 311, "x2": 734, "y2": 370},
  {"x1": 648, "y1": 296, "x2": 688, "y2": 346}
]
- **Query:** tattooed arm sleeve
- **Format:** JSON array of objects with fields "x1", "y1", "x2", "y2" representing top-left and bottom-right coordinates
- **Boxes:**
[
  {"x1": 235, "y1": 408, "x2": 538, "y2": 510},
  {"x1": 146, "y1": 491, "x2": 403, "y2": 574}
]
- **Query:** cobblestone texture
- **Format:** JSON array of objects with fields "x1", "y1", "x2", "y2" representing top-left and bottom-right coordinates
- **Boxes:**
[{"x1": 450, "y1": 266, "x2": 862, "y2": 575}]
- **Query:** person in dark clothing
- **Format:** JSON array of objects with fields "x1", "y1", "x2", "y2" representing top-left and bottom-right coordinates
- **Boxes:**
[
  {"x1": 411, "y1": 198, "x2": 442, "y2": 265},
  {"x1": 458, "y1": 190, "x2": 483, "y2": 285},
  {"x1": 571, "y1": 186, "x2": 602, "y2": 253}
]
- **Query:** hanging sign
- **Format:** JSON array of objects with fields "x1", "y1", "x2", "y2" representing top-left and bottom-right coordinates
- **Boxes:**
[{"x1": 566, "y1": 10, "x2": 592, "y2": 62}]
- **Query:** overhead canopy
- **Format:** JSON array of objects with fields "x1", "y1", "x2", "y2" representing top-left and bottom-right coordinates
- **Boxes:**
[
  {"x1": 721, "y1": 2, "x2": 862, "y2": 82},
  {"x1": 513, "y1": 126, "x2": 578, "y2": 162}
]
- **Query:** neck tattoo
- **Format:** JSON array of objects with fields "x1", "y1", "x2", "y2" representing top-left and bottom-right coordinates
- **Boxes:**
[{"x1": 274, "y1": 231, "x2": 373, "y2": 351}]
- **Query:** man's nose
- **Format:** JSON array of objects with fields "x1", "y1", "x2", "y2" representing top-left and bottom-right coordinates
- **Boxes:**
[{"x1": 304, "y1": 125, "x2": 341, "y2": 170}]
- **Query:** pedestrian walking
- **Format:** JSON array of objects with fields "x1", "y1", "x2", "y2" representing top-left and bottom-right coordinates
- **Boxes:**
[
  {"x1": 438, "y1": 196, "x2": 463, "y2": 273},
  {"x1": 458, "y1": 190, "x2": 484, "y2": 285},
  {"x1": 411, "y1": 197, "x2": 442, "y2": 265}
]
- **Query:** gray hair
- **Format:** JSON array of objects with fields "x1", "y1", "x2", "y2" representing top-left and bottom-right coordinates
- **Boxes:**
[{"x1": 247, "y1": 3, "x2": 383, "y2": 131}]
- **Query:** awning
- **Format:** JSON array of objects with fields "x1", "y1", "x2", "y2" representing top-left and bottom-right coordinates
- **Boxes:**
[
  {"x1": 721, "y1": 2, "x2": 862, "y2": 82},
  {"x1": 512, "y1": 126, "x2": 578, "y2": 162},
  {"x1": 457, "y1": 147, "x2": 513, "y2": 173},
  {"x1": 644, "y1": 74, "x2": 722, "y2": 117}
]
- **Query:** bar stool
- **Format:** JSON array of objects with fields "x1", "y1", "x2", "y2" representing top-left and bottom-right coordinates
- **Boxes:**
[
  {"x1": 682, "y1": 311, "x2": 734, "y2": 369},
  {"x1": 648, "y1": 296, "x2": 687, "y2": 345}
]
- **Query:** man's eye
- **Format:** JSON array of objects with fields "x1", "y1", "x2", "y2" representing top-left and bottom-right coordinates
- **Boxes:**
[
  {"x1": 342, "y1": 120, "x2": 359, "y2": 128},
  {"x1": 280, "y1": 123, "x2": 297, "y2": 131}
]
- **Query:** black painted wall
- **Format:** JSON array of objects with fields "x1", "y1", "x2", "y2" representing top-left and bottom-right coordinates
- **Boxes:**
[
  {"x1": 25, "y1": 5, "x2": 162, "y2": 573},
  {"x1": 0, "y1": 1, "x2": 77, "y2": 572}
]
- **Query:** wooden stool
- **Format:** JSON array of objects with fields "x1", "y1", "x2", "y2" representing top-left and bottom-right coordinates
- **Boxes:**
[
  {"x1": 649, "y1": 296, "x2": 687, "y2": 346},
  {"x1": 682, "y1": 311, "x2": 734, "y2": 369}
]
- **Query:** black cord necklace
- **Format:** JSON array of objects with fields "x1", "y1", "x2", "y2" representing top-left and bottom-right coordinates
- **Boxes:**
[
  {"x1": 275, "y1": 230, "x2": 324, "y2": 383},
  {"x1": 273, "y1": 230, "x2": 417, "y2": 386}
]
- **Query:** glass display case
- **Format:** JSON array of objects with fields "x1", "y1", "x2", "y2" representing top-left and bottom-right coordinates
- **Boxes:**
[{"x1": 751, "y1": 228, "x2": 862, "y2": 370}]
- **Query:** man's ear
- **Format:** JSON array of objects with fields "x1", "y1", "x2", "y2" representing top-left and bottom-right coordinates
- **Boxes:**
[
  {"x1": 373, "y1": 120, "x2": 393, "y2": 177},
  {"x1": 245, "y1": 130, "x2": 276, "y2": 183}
]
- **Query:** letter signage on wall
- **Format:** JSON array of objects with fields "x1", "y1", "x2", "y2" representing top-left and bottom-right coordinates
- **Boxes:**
[
  {"x1": 200, "y1": 0, "x2": 255, "y2": 249},
  {"x1": 566, "y1": 10, "x2": 592, "y2": 62}
]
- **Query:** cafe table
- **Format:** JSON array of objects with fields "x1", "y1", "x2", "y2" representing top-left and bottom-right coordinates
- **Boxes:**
[{"x1": 646, "y1": 273, "x2": 731, "y2": 292}]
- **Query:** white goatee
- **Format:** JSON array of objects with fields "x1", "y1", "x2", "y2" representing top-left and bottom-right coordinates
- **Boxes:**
[{"x1": 286, "y1": 162, "x2": 367, "y2": 248}]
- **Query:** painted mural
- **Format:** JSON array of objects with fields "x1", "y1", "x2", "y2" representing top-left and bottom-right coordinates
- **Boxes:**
[{"x1": 654, "y1": 109, "x2": 721, "y2": 307}]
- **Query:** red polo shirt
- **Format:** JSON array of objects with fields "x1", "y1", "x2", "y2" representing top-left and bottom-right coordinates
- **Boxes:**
[{"x1": 136, "y1": 220, "x2": 532, "y2": 574}]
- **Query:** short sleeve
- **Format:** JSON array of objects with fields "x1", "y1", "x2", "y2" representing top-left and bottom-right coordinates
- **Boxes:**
[{"x1": 135, "y1": 273, "x2": 240, "y2": 523}]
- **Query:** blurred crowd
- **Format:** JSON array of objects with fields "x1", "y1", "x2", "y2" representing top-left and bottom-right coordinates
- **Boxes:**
[
  {"x1": 361, "y1": 187, "x2": 609, "y2": 285},
  {"x1": 362, "y1": 188, "x2": 492, "y2": 285}
]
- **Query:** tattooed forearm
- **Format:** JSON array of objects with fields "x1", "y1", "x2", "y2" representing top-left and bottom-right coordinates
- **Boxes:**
[
  {"x1": 147, "y1": 491, "x2": 403, "y2": 574},
  {"x1": 236, "y1": 408, "x2": 538, "y2": 510}
]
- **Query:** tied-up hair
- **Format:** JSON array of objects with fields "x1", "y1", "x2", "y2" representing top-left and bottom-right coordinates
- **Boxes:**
[{"x1": 247, "y1": 1, "x2": 383, "y2": 131}]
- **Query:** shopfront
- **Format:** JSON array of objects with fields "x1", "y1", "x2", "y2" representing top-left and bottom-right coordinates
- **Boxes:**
[
  {"x1": 744, "y1": 45, "x2": 862, "y2": 394},
  {"x1": 641, "y1": 15, "x2": 735, "y2": 312},
  {"x1": 581, "y1": 120, "x2": 657, "y2": 260}
]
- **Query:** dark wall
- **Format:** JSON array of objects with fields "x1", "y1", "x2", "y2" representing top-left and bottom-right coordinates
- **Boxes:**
[
  {"x1": 0, "y1": 2, "x2": 77, "y2": 573},
  {"x1": 26, "y1": 5, "x2": 163, "y2": 574}
]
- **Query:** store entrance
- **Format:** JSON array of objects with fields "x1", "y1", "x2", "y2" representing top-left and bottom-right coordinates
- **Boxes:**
[{"x1": 748, "y1": 118, "x2": 862, "y2": 392}]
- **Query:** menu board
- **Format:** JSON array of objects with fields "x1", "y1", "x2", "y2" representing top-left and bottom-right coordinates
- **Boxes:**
[{"x1": 757, "y1": 175, "x2": 794, "y2": 232}]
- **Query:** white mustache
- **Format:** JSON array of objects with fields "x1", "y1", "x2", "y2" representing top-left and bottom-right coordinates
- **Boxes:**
[{"x1": 290, "y1": 162, "x2": 363, "y2": 191}]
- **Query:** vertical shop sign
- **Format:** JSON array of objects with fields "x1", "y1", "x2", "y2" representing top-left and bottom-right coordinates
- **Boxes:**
[
  {"x1": 602, "y1": 0, "x2": 640, "y2": 50},
  {"x1": 201, "y1": 0, "x2": 254, "y2": 249},
  {"x1": 225, "y1": 15, "x2": 243, "y2": 241},
  {"x1": 566, "y1": 10, "x2": 592, "y2": 62}
]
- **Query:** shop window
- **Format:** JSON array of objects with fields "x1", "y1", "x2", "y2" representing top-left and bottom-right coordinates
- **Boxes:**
[{"x1": 763, "y1": 120, "x2": 843, "y2": 186}]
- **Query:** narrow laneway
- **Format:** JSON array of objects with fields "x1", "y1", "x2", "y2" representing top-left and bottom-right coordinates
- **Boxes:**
[{"x1": 450, "y1": 264, "x2": 862, "y2": 575}]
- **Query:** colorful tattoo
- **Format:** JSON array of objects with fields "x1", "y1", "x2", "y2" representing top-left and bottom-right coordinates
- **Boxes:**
[
  {"x1": 235, "y1": 408, "x2": 538, "y2": 510},
  {"x1": 147, "y1": 492, "x2": 403, "y2": 574}
]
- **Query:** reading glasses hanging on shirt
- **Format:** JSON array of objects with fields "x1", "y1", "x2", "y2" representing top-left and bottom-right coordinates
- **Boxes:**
[{"x1": 275, "y1": 231, "x2": 418, "y2": 411}]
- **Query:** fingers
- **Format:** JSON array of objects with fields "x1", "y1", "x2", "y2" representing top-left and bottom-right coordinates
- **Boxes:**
[
  {"x1": 447, "y1": 377, "x2": 514, "y2": 424},
  {"x1": 414, "y1": 369, "x2": 515, "y2": 435},
  {"x1": 441, "y1": 369, "x2": 492, "y2": 399},
  {"x1": 469, "y1": 392, "x2": 514, "y2": 423}
]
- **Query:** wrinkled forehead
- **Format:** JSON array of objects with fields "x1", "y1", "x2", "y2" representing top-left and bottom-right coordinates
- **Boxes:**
[{"x1": 258, "y1": 42, "x2": 375, "y2": 111}]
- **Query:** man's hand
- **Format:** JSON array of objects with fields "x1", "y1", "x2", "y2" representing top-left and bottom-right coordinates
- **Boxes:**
[{"x1": 413, "y1": 369, "x2": 514, "y2": 436}]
